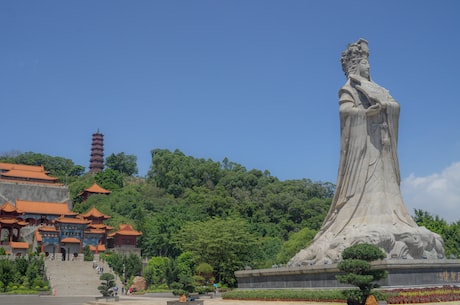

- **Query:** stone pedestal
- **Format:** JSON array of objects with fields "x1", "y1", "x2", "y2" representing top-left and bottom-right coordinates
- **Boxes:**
[{"x1": 236, "y1": 259, "x2": 460, "y2": 289}]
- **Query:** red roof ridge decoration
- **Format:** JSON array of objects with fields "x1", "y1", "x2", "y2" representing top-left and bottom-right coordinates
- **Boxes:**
[
  {"x1": 81, "y1": 207, "x2": 111, "y2": 219},
  {"x1": 16, "y1": 199, "x2": 71, "y2": 215}
]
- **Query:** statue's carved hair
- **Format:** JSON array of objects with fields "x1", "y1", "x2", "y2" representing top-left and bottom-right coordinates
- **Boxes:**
[{"x1": 341, "y1": 38, "x2": 369, "y2": 78}]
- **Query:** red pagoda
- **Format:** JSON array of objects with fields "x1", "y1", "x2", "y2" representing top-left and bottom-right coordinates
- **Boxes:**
[{"x1": 89, "y1": 130, "x2": 104, "y2": 173}]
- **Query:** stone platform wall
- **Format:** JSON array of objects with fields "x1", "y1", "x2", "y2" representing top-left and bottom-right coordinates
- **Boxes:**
[
  {"x1": 236, "y1": 260, "x2": 460, "y2": 289},
  {"x1": 0, "y1": 181, "x2": 70, "y2": 207}
]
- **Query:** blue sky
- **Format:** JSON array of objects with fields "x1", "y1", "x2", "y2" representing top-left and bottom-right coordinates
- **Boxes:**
[{"x1": 1, "y1": 1, "x2": 459, "y2": 221}]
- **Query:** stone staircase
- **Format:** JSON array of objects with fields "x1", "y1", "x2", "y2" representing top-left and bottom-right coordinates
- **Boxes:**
[{"x1": 45, "y1": 257, "x2": 123, "y2": 296}]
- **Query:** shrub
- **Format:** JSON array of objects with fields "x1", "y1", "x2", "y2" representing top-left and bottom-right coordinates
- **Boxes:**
[{"x1": 336, "y1": 243, "x2": 387, "y2": 305}]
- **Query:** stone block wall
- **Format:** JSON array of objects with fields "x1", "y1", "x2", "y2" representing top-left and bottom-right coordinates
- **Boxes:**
[{"x1": 0, "y1": 181, "x2": 71, "y2": 207}]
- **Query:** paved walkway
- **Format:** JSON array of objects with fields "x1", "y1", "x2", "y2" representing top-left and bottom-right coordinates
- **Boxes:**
[{"x1": 1, "y1": 294, "x2": 458, "y2": 305}]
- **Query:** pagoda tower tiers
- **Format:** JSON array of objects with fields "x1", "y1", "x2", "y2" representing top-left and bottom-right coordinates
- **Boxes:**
[{"x1": 89, "y1": 130, "x2": 104, "y2": 173}]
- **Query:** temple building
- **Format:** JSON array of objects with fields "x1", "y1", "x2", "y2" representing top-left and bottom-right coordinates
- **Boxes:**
[
  {"x1": 0, "y1": 162, "x2": 142, "y2": 258},
  {"x1": 108, "y1": 224, "x2": 142, "y2": 256}
]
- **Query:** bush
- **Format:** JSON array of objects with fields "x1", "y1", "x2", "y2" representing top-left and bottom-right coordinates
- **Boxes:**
[{"x1": 336, "y1": 243, "x2": 387, "y2": 305}]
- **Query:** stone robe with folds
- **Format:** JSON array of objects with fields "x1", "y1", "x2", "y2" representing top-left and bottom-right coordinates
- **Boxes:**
[{"x1": 289, "y1": 76, "x2": 444, "y2": 265}]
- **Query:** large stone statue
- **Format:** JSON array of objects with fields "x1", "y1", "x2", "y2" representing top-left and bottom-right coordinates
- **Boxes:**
[{"x1": 289, "y1": 39, "x2": 444, "y2": 265}]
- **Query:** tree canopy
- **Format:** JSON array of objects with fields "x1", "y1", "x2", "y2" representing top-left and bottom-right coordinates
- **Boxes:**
[{"x1": 105, "y1": 152, "x2": 138, "y2": 176}]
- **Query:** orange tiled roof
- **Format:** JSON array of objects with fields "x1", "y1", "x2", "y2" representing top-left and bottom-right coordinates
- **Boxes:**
[
  {"x1": 86, "y1": 229, "x2": 105, "y2": 234},
  {"x1": 60, "y1": 237, "x2": 80, "y2": 243},
  {"x1": 109, "y1": 224, "x2": 142, "y2": 237},
  {"x1": 0, "y1": 218, "x2": 17, "y2": 224},
  {"x1": 39, "y1": 226, "x2": 58, "y2": 232},
  {"x1": 54, "y1": 216, "x2": 90, "y2": 225},
  {"x1": 81, "y1": 207, "x2": 111, "y2": 219},
  {"x1": 16, "y1": 199, "x2": 71, "y2": 215},
  {"x1": 0, "y1": 163, "x2": 45, "y2": 172},
  {"x1": 0, "y1": 201, "x2": 22, "y2": 213},
  {"x1": 10, "y1": 241, "x2": 29, "y2": 249},
  {"x1": 89, "y1": 223, "x2": 108, "y2": 229},
  {"x1": 1, "y1": 169, "x2": 58, "y2": 181},
  {"x1": 85, "y1": 182, "x2": 111, "y2": 194}
]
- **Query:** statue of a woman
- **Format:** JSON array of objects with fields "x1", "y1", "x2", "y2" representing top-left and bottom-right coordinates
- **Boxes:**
[{"x1": 289, "y1": 39, "x2": 444, "y2": 265}]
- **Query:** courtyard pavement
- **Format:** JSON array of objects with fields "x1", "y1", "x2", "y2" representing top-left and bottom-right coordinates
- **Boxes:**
[{"x1": 0, "y1": 294, "x2": 457, "y2": 305}]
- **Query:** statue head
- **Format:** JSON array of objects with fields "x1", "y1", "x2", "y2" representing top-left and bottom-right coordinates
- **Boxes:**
[{"x1": 341, "y1": 38, "x2": 370, "y2": 79}]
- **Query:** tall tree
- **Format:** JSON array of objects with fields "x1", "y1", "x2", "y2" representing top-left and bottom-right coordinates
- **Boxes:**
[
  {"x1": 175, "y1": 217, "x2": 258, "y2": 286},
  {"x1": 105, "y1": 152, "x2": 138, "y2": 176}
]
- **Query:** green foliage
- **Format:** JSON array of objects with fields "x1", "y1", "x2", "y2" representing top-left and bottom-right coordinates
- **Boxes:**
[
  {"x1": 148, "y1": 149, "x2": 223, "y2": 197},
  {"x1": 0, "y1": 248, "x2": 6, "y2": 255},
  {"x1": 0, "y1": 259, "x2": 13, "y2": 292},
  {"x1": 106, "y1": 152, "x2": 138, "y2": 176},
  {"x1": 175, "y1": 217, "x2": 258, "y2": 286},
  {"x1": 341, "y1": 243, "x2": 386, "y2": 261},
  {"x1": 144, "y1": 256, "x2": 172, "y2": 287},
  {"x1": 195, "y1": 262, "x2": 214, "y2": 286},
  {"x1": 96, "y1": 169, "x2": 124, "y2": 190},
  {"x1": 0, "y1": 256, "x2": 48, "y2": 292},
  {"x1": 276, "y1": 227, "x2": 317, "y2": 264},
  {"x1": 98, "y1": 273, "x2": 115, "y2": 297},
  {"x1": 336, "y1": 244, "x2": 387, "y2": 305},
  {"x1": 82, "y1": 245, "x2": 94, "y2": 261},
  {"x1": 103, "y1": 252, "x2": 142, "y2": 283},
  {"x1": 413, "y1": 209, "x2": 460, "y2": 258}
]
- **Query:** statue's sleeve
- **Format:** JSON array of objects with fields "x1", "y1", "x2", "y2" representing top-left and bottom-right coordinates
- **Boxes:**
[{"x1": 339, "y1": 91, "x2": 354, "y2": 106}]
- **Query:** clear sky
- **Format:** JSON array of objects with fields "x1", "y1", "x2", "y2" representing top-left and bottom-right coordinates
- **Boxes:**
[{"x1": 1, "y1": 1, "x2": 459, "y2": 221}]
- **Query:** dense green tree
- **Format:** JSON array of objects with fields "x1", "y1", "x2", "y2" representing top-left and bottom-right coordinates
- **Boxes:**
[
  {"x1": 175, "y1": 217, "x2": 258, "y2": 286},
  {"x1": 0, "y1": 259, "x2": 13, "y2": 292},
  {"x1": 106, "y1": 152, "x2": 138, "y2": 176},
  {"x1": 103, "y1": 252, "x2": 142, "y2": 283},
  {"x1": 0, "y1": 256, "x2": 47, "y2": 292},
  {"x1": 96, "y1": 169, "x2": 124, "y2": 190},
  {"x1": 276, "y1": 227, "x2": 317, "y2": 264},
  {"x1": 144, "y1": 256, "x2": 172, "y2": 288},
  {"x1": 148, "y1": 149, "x2": 222, "y2": 197},
  {"x1": 413, "y1": 209, "x2": 460, "y2": 258}
]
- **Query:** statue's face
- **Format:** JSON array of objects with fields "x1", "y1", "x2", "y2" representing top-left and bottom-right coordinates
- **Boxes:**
[{"x1": 357, "y1": 59, "x2": 370, "y2": 79}]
